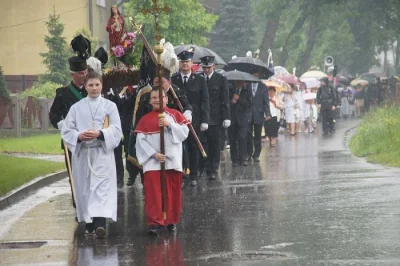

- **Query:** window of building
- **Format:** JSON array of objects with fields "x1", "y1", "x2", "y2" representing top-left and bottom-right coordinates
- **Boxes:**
[{"x1": 96, "y1": 0, "x2": 106, "y2": 7}]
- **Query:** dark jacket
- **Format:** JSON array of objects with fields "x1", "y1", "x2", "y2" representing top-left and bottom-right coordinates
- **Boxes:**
[
  {"x1": 135, "y1": 84, "x2": 192, "y2": 128},
  {"x1": 230, "y1": 84, "x2": 251, "y2": 127},
  {"x1": 317, "y1": 85, "x2": 339, "y2": 106},
  {"x1": 246, "y1": 82, "x2": 271, "y2": 125},
  {"x1": 49, "y1": 82, "x2": 87, "y2": 129},
  {"x1": 106, "y1": 87, "x2": 136, "y2": 132},
  {"x1": 203, "y1": 72, "x2": 230, "y2": 125},
  {"x1": 171, "y1": 73, "x2": 210, "y2": 128}
]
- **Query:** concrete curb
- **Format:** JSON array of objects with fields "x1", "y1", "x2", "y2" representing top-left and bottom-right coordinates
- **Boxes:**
[{"x1": 0, "y1": 170, "x2": 67, "y2": 211}]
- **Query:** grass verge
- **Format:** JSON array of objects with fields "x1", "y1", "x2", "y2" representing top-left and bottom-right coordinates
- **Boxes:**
[
  {"x1": 0, "y1": 155, "x2": 64, "y2": 196},
  {"x1": 0, "y1": 134, "x2": 62, "y2": 155},
  {"x1": 349, "y1": 104, "x2": 400, "y2": 167}
]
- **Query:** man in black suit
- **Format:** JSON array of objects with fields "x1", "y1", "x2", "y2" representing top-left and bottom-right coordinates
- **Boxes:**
[
  {"x1": 171, "y1": 50, "x2": 210, "y2": 186},
  {"x1": 246, "y1": 69, "x2": 271, "y2": 162},
  {"x1": 229, "y1": 81, "x2": 251, "y2": 166},
  {"x1": 49, "y1": 56, "x2": 88, "y2": 207},
  {"x1": 199, "y1": 56, "x2": 230, "y2": 180}
]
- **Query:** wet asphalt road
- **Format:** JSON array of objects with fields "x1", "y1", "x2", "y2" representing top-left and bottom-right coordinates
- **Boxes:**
[{"x1": 2, "y1": 119, "x2": 400, "y2": 265}]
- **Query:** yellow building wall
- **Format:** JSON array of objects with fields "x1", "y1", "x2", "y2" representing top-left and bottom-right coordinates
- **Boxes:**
[{"x1": 0, "y1": 0, "x2": 89, "y2": 75}]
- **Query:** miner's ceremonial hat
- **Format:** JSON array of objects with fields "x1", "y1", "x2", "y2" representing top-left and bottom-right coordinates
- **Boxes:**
[
  {"x1": 177, "y1": 50, "x2": 194, "y2": 61},
  {"x1": 200, "y1": 56, "x2": 215, "y2": 67},
  {"x1": 68, "y1": 56, "x2": 88, "y2": 72}
]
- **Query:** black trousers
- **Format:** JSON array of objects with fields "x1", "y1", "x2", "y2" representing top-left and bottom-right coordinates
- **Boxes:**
[
  {"x1": 198, "y1": 131, "x2": 207, "y2": 173},
  {"x1": 123, "y1": 130, "x2": 140, "y2": 182},
  {"x1": 114, "y1": 140, "x2": 124, "y2": 184},
  {"x1": 321, "y1": 103, "x2": 335, "y2": 134},
  {"x1": 229, "y1": 123, "x2": 247, "y2": 163},
  {"x1": 187, "y1": 127, "x2": 200, "y2": 180},
  {"x1": 204, "y1": 125, "x2": 221, "y2": 175},
  {"x1": 264, "y1": 117, "x2": 279, "y2": 138},
  {"x1": 247, "y1": 123, "x2": 263, "y2": 159},
  {"x1": 63, "y1": 148, "x2": 75, "y2": 208}
]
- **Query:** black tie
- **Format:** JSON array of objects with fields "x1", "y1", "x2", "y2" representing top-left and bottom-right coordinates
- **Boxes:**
[
  {"x1": 183, "y1": 76, "x2": 188, "y2": 86},
  {"x1": 206, "y1": 76, "x2": 210, "y2": 82}
]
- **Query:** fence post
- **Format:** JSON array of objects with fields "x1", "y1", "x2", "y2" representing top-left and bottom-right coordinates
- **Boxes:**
[
  {"x1": 11, "y1": 95, "x2": 21, "y2": 137},
  {"x1": 39, "y1": 97, "x2": 49, "y2": 133}
]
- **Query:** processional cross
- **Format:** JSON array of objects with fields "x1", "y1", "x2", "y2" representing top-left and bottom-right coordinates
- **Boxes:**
[{"x1": 142, "y1": 0, "x2": 171, "y2": 220}]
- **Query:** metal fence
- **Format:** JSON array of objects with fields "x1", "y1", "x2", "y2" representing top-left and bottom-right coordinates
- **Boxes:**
[{"x1": 0, "y1": 95, "x2": 56, "y2": 137}]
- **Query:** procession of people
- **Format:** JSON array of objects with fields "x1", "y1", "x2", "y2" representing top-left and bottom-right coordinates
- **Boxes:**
[{"x1": 48, "y1": 4, "x2": 392, "y2": 239}]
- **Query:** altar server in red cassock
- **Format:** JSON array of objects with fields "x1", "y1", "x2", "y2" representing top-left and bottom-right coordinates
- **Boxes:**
[{"x1": 135, "y1": 88, "x2": 190, "y2": 235}]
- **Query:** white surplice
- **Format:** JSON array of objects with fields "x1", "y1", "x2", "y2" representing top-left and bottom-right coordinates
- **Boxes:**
[
  {"x1": 61, "y1": 96, "x2": 122, "y2": 223},
  {"x1": 135, "y1": 109, "x2": 189, "y2": 174}
]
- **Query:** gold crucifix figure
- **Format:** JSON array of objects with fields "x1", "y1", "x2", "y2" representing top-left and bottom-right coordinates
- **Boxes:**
[{"x1": 142, "y1": 0, "x2": 171, "y2": 43}]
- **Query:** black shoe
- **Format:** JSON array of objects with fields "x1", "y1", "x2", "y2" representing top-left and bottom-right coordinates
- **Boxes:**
[
  {"x1": 95, "y1": 227, "x2": 107, "y2": 238},
  {"x1": 126, "y1": 178, "x2": 135, "y2": 187},
  {"x1": 85, "y1": 223, "x2": 95, "y2": 235},
  {"x1": 241, "y1": 161, "x2": 248, "y2": 166},
  {"x1": 148, "y1": 225, "x2": 159, "y2": 236},
  {"x1": 208, "y1": 174, "x2": 216, "y2": 180},
  {"x1": 253, "y1": 157, "x2": 260, "y2": 162},
  {"x1": 190, "y1": 180, "x2": 197, "y2": 186},
  {"x1": 167, "y1": 224, "x2": 177, "y2": 232},
  {"x1": 117, "y1": 182, "x2": 124, "y2": 188},
  {"x1": 197, "y1": 170, "x2": 205, "y2": 177}
]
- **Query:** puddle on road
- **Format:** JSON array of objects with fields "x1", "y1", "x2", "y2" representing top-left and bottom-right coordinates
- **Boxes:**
[
  {"x1": 188, "y1": 251, "x2": 294, "y2": 263},
  {"x1": 0, "y1": 241, "x2": 47, "y2": 249}
]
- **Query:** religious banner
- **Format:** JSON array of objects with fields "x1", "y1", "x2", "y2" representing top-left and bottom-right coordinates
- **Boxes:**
[{"x1": 139, "y1": 42, "x2": 157, "y2": 87}]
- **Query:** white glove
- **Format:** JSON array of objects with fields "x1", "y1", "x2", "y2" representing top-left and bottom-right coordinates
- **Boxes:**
[
  {"x1": 222, "y1": 120, "x2": 231, "y2": 128},
  {"x1": 57, "y1": 120, "x2": 65, "y2": 130},
  {"x1": 183, "y1": 110, "x2": 192, "y2": 122},
  {"x1": 200, "y1": 123, "x2": 208, "y2": 131},
  {"x1": 107, "y1": 88, "x2": 114, "y2": 96}
]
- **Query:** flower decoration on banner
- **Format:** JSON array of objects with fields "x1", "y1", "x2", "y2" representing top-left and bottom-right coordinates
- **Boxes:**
[{"x1": 111, "y1": 32, "x2": 136, "y2": 67}]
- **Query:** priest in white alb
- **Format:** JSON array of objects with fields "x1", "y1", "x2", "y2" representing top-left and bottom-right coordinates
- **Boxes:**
[
  {"x1": 61, "y1": 71, "x2": 122, "y2": 238},
  {"x1": 135, "y1": 88, "x2": 190, "y2": 235}
]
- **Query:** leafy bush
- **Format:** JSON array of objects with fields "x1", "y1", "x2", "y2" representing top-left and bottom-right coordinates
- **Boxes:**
[
  {"x1": 0, "y1": 66, "x2": 10, "y2": 103},
  {"x1": 349, "y1": 104, "x2": 400, "y2": 166},
  {"x1": 19, "y1": 81, "x2": 62, "y2": 99}
]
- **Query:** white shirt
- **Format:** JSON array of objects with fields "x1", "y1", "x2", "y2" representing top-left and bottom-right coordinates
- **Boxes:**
[
  {"x1": 206, "y1": 71, "x2": 214, "y2": 80},
  {"x1": 252, "y1": 82, "x2": 258, "y2": 96},
  {"x1": 181, "y1": 72, "x2": 192, "y2": 83}
]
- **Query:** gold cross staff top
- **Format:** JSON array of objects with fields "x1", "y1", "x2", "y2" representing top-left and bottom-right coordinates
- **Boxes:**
[{"x1": 142, "y1": 0, "x2": 171, "y2": 42}]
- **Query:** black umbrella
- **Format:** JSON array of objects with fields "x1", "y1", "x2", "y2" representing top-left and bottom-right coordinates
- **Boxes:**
[
  {"x1": 224, "y1": 57, "x2": 274, "y2": 79},
  {"x1": 223, "y1": 70, "x2": 260, "y2": 82},
  {"x1": 174, "y1": 45, "x2": 226, "y2": 65}
]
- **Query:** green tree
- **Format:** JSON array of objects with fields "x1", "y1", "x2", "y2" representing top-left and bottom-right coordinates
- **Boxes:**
[
  {"x1": 209, "y1": 0, "x2": 256, "y2": 61},
  {"x1": 0, "y1": 66, "x2": 10, "y2": 104},
  {"x1": 39, "y1": 9, "x2": 70, "y2": 85},
  {"x1": 124, "y1": 0, "x2": 218, "y2": 47}
]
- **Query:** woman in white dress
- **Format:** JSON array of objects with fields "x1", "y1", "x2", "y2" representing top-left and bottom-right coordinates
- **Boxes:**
[{"x1": 284, "y1": 90, "x2": 298, "y2": 136}]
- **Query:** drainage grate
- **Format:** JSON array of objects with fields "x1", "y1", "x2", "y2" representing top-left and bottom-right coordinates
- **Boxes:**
[{"x1": 0, "y1": 241, "x2": 47, "y2": 249}]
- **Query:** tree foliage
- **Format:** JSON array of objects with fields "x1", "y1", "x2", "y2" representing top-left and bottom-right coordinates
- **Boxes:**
[
  {"x1": 0, "y1": 66, "x2": 11, "y2": 104},
  {"x1": 124, "y1": 0, "x2": 218, "y2": 47},
  {"x1": 39, "y1": 10, "x2": 70, "y2": 85},
  {"x1": 208, "y1": 0, "x2": 256, "y2": 61},
  {"x1": 249, "y1": 0, "x2": 400, "y2": 76}
]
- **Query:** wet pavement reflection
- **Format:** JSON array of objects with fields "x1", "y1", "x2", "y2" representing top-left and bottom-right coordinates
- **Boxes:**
[{"x1": 3, "y1": 119, "x2": 400, "y2": 265}]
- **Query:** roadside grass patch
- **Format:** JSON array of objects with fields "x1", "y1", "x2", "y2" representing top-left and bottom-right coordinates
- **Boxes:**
[
  {"x1": 349, "y1": 105, "x2": 400, "y2": 167},
  {"x1": 0, "y1": 134, "x2": 62, "y2": 155},
  {"x1": 0, "y1": 155, "x2": 64, "y2": 196}
]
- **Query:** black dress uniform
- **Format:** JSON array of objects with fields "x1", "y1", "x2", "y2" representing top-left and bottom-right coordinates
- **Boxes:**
[
  {"x1": 199, "y1": 56, "x2": 230, "y2": 180},
  {"x1": 49, "y1": 56, "x2": 88, "y2": 207},
  {"x1": 172, "y1": 50, "x2": 210, "y2": 186},
  {"x1": 229, "y1": 83, "x2": 252, "y2": 166}
]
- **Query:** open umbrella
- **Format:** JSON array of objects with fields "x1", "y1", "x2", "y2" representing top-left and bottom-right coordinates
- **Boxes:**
[
  {"x1": 268, "y1": 77, "x2": 292, "y2": 92},
  {"x1": 262, "y1": 80, "x2": 285, "y2": 92},
  {"x1": 174, "y1": 45, "x2": 226, "y2": 65},
  {"x1": 275, "y1": 74, "x2": 300, "y2": 85},
  {"x1": 300, "y1": 70, "x2": 328, "y2": 79},
  {"x1": 300, "y1": 77, "x2": 321, "y2": 89},
  {"x1": 224, "y1": 70, "x2": 260, "y2": 82},
  {"x1": 350, "y1": 79, "x2": 369, "y2": 87},
  {"x1": 273, "y1": 66, "x2": 289, "y2": 76},
  {"x1": 224, "y1": 57, "x2": 274, "y2": 79}
]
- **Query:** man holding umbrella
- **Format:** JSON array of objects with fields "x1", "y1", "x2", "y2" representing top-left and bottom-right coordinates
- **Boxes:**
[
  {"x1": 317, "y1": 77, "x2": 339, "y2": 136},
  {"x1": 246, "y1": 69, "x2": 271, "y2": 162},
  {"x1": 172, "y1": 50, "x2": 210, "y2": 186},
  {"x1": 199, "y1": 56, "x2": 230, "y2": 180}
]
